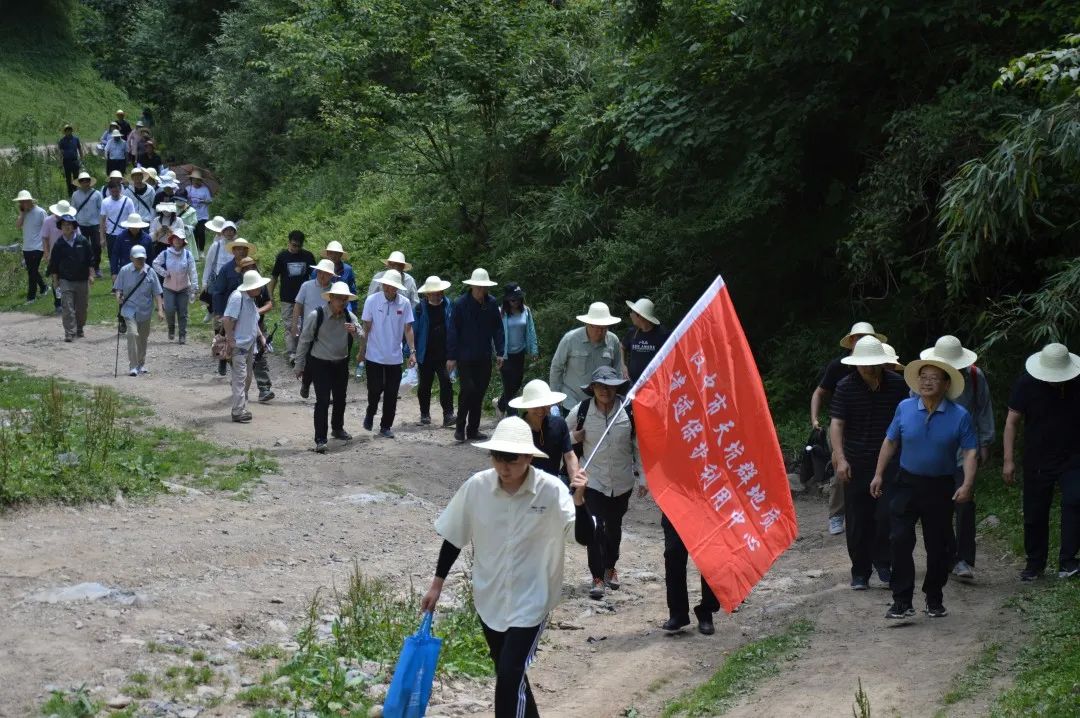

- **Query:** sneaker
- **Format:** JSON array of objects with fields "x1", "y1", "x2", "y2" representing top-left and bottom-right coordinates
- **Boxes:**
[
  {"x1": 469, "y1": 431, "x2": 489, "y2": 441},
  {"x1": 953, "y1": 560, "x2": 975, "y2": 580},
  {"x1": 128, "y1": 368, "x2": 138, "y2": 377},
  {"x1": 420, "y1": 415, "x2": 432, "y2": 425},
  {"x1": 443, "y1": 414, "x2": 457, "y2": 428},
  {"x1": 885, "y1": 602, "x2": 915, "y2": 620},
  {"x1": 588, "y1": 578, "x2": 605, "y2": 600},
  {"x1": 232, "y1": 412, "x2": 253, "y2": 423},
  {"x1": 258, "y1": 390, "x2": 275, "y2": 402},
  {"x1": 76, "y1": 330, "x2": 85, "y2": 338},
  {"x1": 64, "y1": 336, "x2": 73, "y2": 342},
  {"x1": 363, "y1": 416, "x2": 374, "y2": 432},
  {"x1": 331, "y1": 429, "x2": 352, "y2": 441},
  {"x1": 299, "y1": 383, "x2": 310, "y2": 399},
  {"x1": 178, "y1": 336, "x2": 186, "y2": 345},
  {"x1": 168, "y1": 331, "x2": 175, "y2": 341},
  {"x1": 850, "y1": 575, "x2": 869, "y2": 591},
  {"x1": 876, "y1": 566, "x2": 892, "y2": 585},
  {"x1": 218, "y1": 360, "x2": 228, "y2": 376},
  {"x1": 379, "y1": 428, "x2": 395, "y2": 439},
  {"x1": 662, "y1": 616, "x2": 690, "y2": 632},
  {"x1": 138, "y1": 366, "x2": 149, "y2": 375},
  {"x1": 604, "y1": 568, "x2": 620, "y2": 590},
  {"x1": 1019, "y1": 567, "x2": 1042, "y2": 582},
  {"x1": 453, "y1": 429, "x2": 465, "y2": 443},
  {"x1": 694, "y1": 607, "x2": 715, "y2": 635},
  {"x1": 828, "y1": 516, "x2": 844, "y2": 535},
  {"x1": 925, "y1": 602, "x2": 948, "y2": 618},
  {"x1": 1058, "y1": 562, "x2": 1080, "y2": 579},
  {"x1": 314, "y1": 441, "x2": 327, "y2": 454}
]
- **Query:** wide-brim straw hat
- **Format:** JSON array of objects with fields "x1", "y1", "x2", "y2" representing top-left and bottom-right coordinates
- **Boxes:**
[
  {"x1": 1025, "y1": 343, "x2": 1080, "y2": 383},
  {"x1": 76, "y1": 171, "x2": 95, "y2": 186},
  {"x1": 840, "y1": 321, "x2": 887, "y2": 349},
  {"x1": 321, "y1": 281, "x2": 358, "y2": 302},
  {"x1": 919, "y1": 335, "x2": 977, "y2": 370},
  {"x1": 11, "y1": 190, "x2": 34, "y2": 202},
  {"x1": 49, "y1": 200, "x2": 75, "y2": 217},
  {"x1": 418, "y1": 275, "x2": 451, "y2": 294},
  {"x1": 382, "y1": 250, "x2": 412, "y2": 271},
  {"x1": 376, "y1": 269, "x2": 407, "y2": 291},
  {"x1": 322, "y1": 240, "x2": 349, "y2": 259},
  {"x1": 205, "y1": 216, "x2": 228, "y2": 233},
  {"x1": 145, "y1": 167, "x2": 159, "y2": 180},
  {"x1": 129, "y1": 167, "x2": 146, "y2": 177},
  {"x1": 582, "y1": 365, "x2": 630, "y2": 395},
  {"x1": 841, "y1": 336, "x2": 894, "y2": 366},
  {"x1": 625, "y1": 297, "x2": 660, "y2": 325},
  {"x1": 108, "y1": 170, "x2": 124, "y2": 180},
  {"x1": 472, "y1": 417, "x2": 548, "y2": 458},
  {"x1": 238, "y1": 270, "x2": 271, "y2": 292},
  {"x1": 310, "y1": 258, "x2": 337, "y2": 275},
  {"x1": 226, "y1": 237, "x2": 257, "y2": 255},
  {"x1": 881, "y1": 343, "x2": 904, "y2": 369},
  {"x1": 577, "y1": 301, "x2": 621, "y2": 326},
  {"x1": 120, "y1": 212, "x2": 149, "y2": 229},
  {"x1": 463, "y1": 268, "x2": 497, "y2": 287},
  {"x1": 903, "y1": 359, "x2": 965, "y2": 400},
  {"x1": 508, "y1": 379, "x2": 566, "y2": 410}
]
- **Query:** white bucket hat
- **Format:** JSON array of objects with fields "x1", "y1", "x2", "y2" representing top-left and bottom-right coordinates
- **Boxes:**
[
  {"x1": 238, "y1": 270, "x2": 271, "y2": 292},
  {"x1": 310, "y1": 258, "x2": 338, "y2": 275},
  {"x1": 473, "y1": 417, "x2": 548, "y2": 458},
  {"x1": 576, "y1": 301, "x2": 621, "y2": 326},
  {"x1": 418, "y1": 275, "x2": 452, "y2": 294},
  {"x1": 508, "y1": 379, "x2": 567, "y2": 410},
  {"x1": 155, "y1": 202, "x2": 177, "y2": 214},
  {"x1": 129, "y1": 166, "x2": 145, "y2": 177},
  {"x1": 12, "y1": 190, "x2": 34, "y2": 202},
  {"x1": 48, "y1": 200, "x2": 74, "y2": 217},
  {"x1": 205, "y1": 216, "x2": 227, "y2": 233},
  {"x1": 119, "y1": 212, "x2": 149, "y2": 229},
  {"x1": 382, "y1": 250, "x2": 412, "y2": 271},
  {"x1": 226, "y1": 237, "x2": 257, "y2": 255},
  {"x1": 840, "y1": 336, "x2": 895, "y2": 366},
  {"x1": 840, "y1": 321, "x2": 887, "y2": 349},
  {"x1": 919, "y1": 335, "x2": 977, "y2": 370},
  {"x1": 376, "y1": 269, "x2": 407, "y2": 291},
  {"x1": 322, "y1": 240, "x2": 349, "y2": 259},
  {"x1": 321, "y1": 281, "x2": 358, "y2": 302},
  {"x1": 903, "y1": 359, "x2": 965, "y2": 400},
  {"x1": 1025, "y1": 343, "x2": 1080, "y2": 383},
  {"x1": 110, "y1": 129, "x2": 122, "y2": 138},
  {"x1": 130, "y1": 245, "x2": 147, "y2": 259},
  {"x1": 881, "y1": 343, "x2": 904, "y2": 369},
  {"x1": 463, "y1": 268, "x2": 497, "y2": 287},
  {"x1": 220, "y1": 221, "x2": 238, "y2": 234},
  {"x1": 625, "y1": 297, "x2": 660, "y2": 326},
  {"x1": 76, "y1": 171, "x2": 95, "y2": 185}
]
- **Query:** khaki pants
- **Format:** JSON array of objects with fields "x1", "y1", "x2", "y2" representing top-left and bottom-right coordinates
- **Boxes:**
[
  {"x1": 126, "y1": 319, "x2": 151, "y2": 370},
  {"x1": 281, "y1": 302, "x2": 297, "y2": 356},
  {"x1": 231, "y1": 344, "x2": 255, "y2": 417},
  {"x1": 59, "y1": 279, "x2": 89, "y2": 339}
]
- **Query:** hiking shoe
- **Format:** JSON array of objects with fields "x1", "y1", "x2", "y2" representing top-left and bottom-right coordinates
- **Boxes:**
[
  {"x1": 604, "y1": 568, "x2": 620, "y2": 590},
  {"x1": 128, "y1": 368, "x2": 139, "y2": 377},
  {"x1": 138, "y1": 366, "x2": 149, "y2": 375},
  {"x1": 64, "y1": 336, "x2": 73, "y2": 342},
  {"x1": 76, "y1": 331, "x2": 85, "y2": 338},
  {"x1": 1019, "y1": 567, "x2": 1042, "y2": 582},
  {"x1": 469, "y1": 431, "x2": 489, "y2": 441},
  {"x1": 420, "y1": 415, "x2": 432, "y2": 425},
  {"x1": 443, "y1": 414, "x2": 457, "y2": 428},
  {"x1": 454, "y1": 429, "x2": 465, "y2": 443},
  {"x1": 876, "y1": 566, "x2": 892, "y2": 586},
  {"x1": 299, "y1": 384, "x2": 310, "y2": 399},
  {"x1": 828, "y1": 516, "x2": 844, "y2": 535},
  {"x1": 953, "y1": 560, "x2": 975, "y2": 580},
  {"x1": 694, "y1": 608, "x2": 715, "y2": 636},
  {"x1": 1058, "y1": 562, "x2": 1080, "y2": 579},
  {"x1": 925, "y1": 602, "x2": 948, "y2": 618},
  {"x1": 850, "y1": 575, "x2": 869, "y2": 591},
  {"x1": 332, "y1": 429, "x2": 352, "y2": 441},
  {"x1": 363, "y1": 416, "x2": 374, "y2": 432},
  {"x1": 314, "y1": 441, "x2": 327, "y2": 454},
  {"x1": 588, "y1": 578, "x2": 605, "y2": 600},
  {"x1": 885, "y1": 602, "x2": 915, "y2": 620},
  {"x1": 168, "y1": 331, "x2": 175, "y2": 341},
  {"x1": 217, "y1": 360, "x2": 228, "y2": 376},
  {"x1": 662, "y1": 616, "x2": 691, "y2": 632},
  {"x1": 258, "y1": 390, "x2": 275, "y2": 402},
  {"x1": 379, "y1": 428, "x2": 395, "y2": 439},
  {"x1": 232, "y1": 412, "x2": 252, "y2": 423},
  {"x1": 178, "y1": 336, "x2": 186, "y2": 345}
]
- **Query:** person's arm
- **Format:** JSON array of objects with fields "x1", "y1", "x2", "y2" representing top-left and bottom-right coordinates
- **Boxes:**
[
  {"x1": 420, "y1": 539, "x2": 463, "y2": 613},
  {"x1": 493, "y1": 300, "x2": 506, "y2": 365},
  {"x1": 359, "y1": 319, "x2": 373, "y2": 361},
  {"x1": 187, "y1": 254, "x2": 199, "y2": 293},
  {"x1": 976, "y1": 376, "x2": 995, "y2": 463},
  {"x1": 620, "y1": 344, "x2": 630, "y2": 380},
  {"x1": 830, "y1": 418, "x2": 851, "y2": 484},
  {"x1": 38, "y1": 222, "x2": 52, "y2": 260},
  {"x1": 810, "y1": 386, "x2": 831, "y2": 429},
  {"x1": 549, "y1": 334, "x2": 569, "y2": 394},
  {"x1": 869, "y1": 438, "x2": 898, "y2": 498},
  {"x1": 293, "y1": 310, "x2": 318, "y2": 375},
  {"x1": 404, "y1": 323, "x2": 416, "y2": 367},
  {"x1": 154, "y1": 283, "x2": 165, "y2": 320},
  {"x1": 611, "y1": 334, "x2": 625, "y2": 376},
  {"x1": 446, "y1": 298, "x2": 460, "y2": 369},
  {"x1": 954, "y1": 448, "x2": 977, "y2": 502},
  {"x1": 99, "y1": 215, "x2": 107, "y2": 248},
  {"x1": 1003, "y1": 409, "x2": 1022, "y2": 485},
  {"x1": 15, "y1": 208, "x2": 25, "y2": 229},
  {"x1": 151, "y1": 251, "x2": 166, "y2": 277}
]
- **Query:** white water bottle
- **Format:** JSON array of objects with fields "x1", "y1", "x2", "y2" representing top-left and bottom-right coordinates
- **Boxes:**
[{"x1": 355, "y1": 361, "x2": 365, "y2": 380}]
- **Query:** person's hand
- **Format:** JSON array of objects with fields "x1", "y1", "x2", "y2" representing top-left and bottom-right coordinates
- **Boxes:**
[
  {"x1": 637, "y1": 484, "x2": 649, "y2": 498},
  {"x1": 834, "y1": 457, "x2": 852, "y2": 484},
  {"x1": 420, "y1": 580, "x2": 442, "y2": 613},
  {"x1": 446, "y1": 360, "x2": 457, "y2": 373},
  {"x1": 496, "y1": 356, "x2": 504, "y2": 369},
  {"x1": 1003, "y1": 459, "x2": 1016, "y2": 485},
  {"x1": 869, "y1": 475, "x2": 884, "y2": 498},
  {"x1": 569, "y1": 468, "x2": 587, "y2": 492},
  {"x1": 344, "y1": 322, "x2": 358, "y2": 336},
  {"x1": 408, "y1": 354, "x2": 416, "y2": 368},
  {"x1": 953, "y1": 483, "x2": 973, "y2": 503},
  {"x1": 979, "y1": 446, "x2": 991, "y2": 465},
  {"x1": 812, "y1": 419, "x2": 821, "y2": 430},
  {"x1": 157, "y1": 307, "x2": 165, "y2": 321},
  {"x1": 295, "y1": 370, "x2": 304, "y2": 380}
]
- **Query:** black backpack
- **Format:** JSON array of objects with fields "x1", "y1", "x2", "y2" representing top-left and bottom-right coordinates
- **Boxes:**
[{"x1": 572, "y1": 394, "x2": 635, "y2": 458}]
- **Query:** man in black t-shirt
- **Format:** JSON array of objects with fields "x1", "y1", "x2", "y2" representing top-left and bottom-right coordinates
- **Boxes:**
[
  {"x1": 510, "y1": 379, "x2": 579, "y2": 481},
  {"x1": 269, "y1": 230, "x2": 317, "y2": 362},
  {"x1": 622, "y1": 297, "x2": 670, "y2": 384},
  {"x1": 1003, "y1": 343, "x2": 1080, "y2": 581}
]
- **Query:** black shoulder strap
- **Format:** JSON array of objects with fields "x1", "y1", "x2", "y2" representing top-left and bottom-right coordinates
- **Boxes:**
[
  {"x1": 618, "y1": 395, "x2": 636, "y2": 438},
  {"x1": 119, "y1": 269, "x2": 150, "y2": 309},
  {"x1": 74, "y1": 191, "x2": 95, "y2": 214},
  {"x1": 314, "y1": 306, "x2": 325, "y2": 341},
  {"x1": 576, "y1": 397, "x2": 590, "y2": 431}
]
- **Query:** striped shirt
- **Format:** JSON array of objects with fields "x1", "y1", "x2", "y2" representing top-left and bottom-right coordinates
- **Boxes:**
[{"x1": 830, "y1": 370, "x2": 909, "y2": 470}]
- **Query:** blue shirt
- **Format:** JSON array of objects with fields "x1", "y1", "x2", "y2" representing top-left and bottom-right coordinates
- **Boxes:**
[
  {"x1": 886, "y1": 397, "x2": 977, "y2": 477},
  {"x1": 113, "y1": 263, "x2": 163, "y2": 322},
  {"x1": 505, "y1": 311, "x2": 528, "y2": 354}
]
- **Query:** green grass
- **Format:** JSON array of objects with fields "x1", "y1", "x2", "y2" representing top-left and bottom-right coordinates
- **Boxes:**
[
  {"x1": 39, "y1": 687, "x2": 99, "y2": 717},
  {"x1": 942, "y1": 641, "x2": 1004, "y2": 705},
  {"x1": 243, "y1": 644, "x2": 288, "y2": 661},
  {"x1": 662, "y1": 619, "x2": 814, "y2": 717}
]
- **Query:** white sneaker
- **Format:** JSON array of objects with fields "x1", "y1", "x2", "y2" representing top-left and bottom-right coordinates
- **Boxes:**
[
  {"x1": 138, "y1": 366, "x2": 149, "y2": 375},
  {"x1": 128, "y1": 368, "x2": 138, "y2": 377},
  {"x1": 828, "y1": 516, "x2": 844, "y2": 535},
  {"x1": 953, "y1": 560, "x2": 975, "y2": 579}
]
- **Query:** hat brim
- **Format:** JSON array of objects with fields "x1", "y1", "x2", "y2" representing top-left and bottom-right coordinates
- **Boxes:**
[
  {"x1": 463, "y1": 279, "x2": 497, "y2": 287},
  {"x1": 322, "y1": 249, "x2": 349, "y2": 260},
  {"x1": 418, "y1": 281, "x2": 452, "y2": 294},
  {"x1": 239, "y1": 277, "x2": 271, "y2": 292},
  {"x1": 576, "y1": 314, "x2": 621, "y2": 326},
  {"x1": 903, "y1": 359, "x2": 965, "y2": 400},
  {"x1": 508, "y1": 390, "x2": 567, "y2": 410},
  {"x1": 383, "y1": 258, "x2": 413, "y2": 271},
  {"x1": 120, "y1": 220, "x2": 150, "y2": 229},
  {"x1": 471, "y1": 437, "x2": 548, "y2": 459},
  {"x1": 226, "y1": 241, "x2": 256, "y2": 255},
  {"x1": 625, "y1": 300, "x2": 660, "y2": 325},
  {"x1": 376, "y1": 278, "x2": 407, "y2": 291},
  {"x1": 77, "y1": 177, "x2": 96, "y2": 186},
  {"x1": 48, "y1": 204, "x2": 73, "y2": 217},
  {"x1": 310, "y1": 263, "x2": 337, "y2": 273},
  {"x1": 1025, "y1": 351, "x2": 1080, "y2": 383},
  {"x1": 841, "y1": 332, "x2": 887, "y2": 349},
  {"x1": 205, "y1": 221, "x2": 226, "y2": 233},
  {"x1": 841, "y1": 354, "x2": 893, "y2": 367},
  {"x1": 919, "y1": 346, "x2": 978, "y2": 370},
  {"x1": 322, "y1": 290, "x2": 358, "y2": 302},
  {"x1": 582, "y1": 378, "x2": 630, "y2": 395}
]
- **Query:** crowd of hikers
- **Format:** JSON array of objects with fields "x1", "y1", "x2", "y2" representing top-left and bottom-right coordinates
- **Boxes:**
[{"x1": 8, "y1": 111, "x2": 1080, "y2": 717}]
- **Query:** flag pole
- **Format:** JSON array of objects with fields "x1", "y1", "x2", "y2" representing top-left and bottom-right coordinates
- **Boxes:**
[{"x1": 581, "y1": 397, "x2": 631, "y2": 471}]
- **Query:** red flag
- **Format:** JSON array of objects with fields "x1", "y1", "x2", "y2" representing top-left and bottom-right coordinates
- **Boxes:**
[{"x1": 629, "y1": 276, "x2": 797, "y2": 612}]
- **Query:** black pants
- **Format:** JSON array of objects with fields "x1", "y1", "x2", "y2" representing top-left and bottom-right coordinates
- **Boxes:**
[
  {"x1": 22, "y1": 250, "x2": 46, "y2": 300},
  {"x1": 1023, "y1": 465, "x2": 1080, "y2": 571},
  {"x1": 889, "y1": 471, "x2": 954, "y2": 606},
  {"x1": 417, "y1": 358, "x2": 453, "y2": 418},
  {"x1": 497, "y1": 351, "x2": 526, "y2": 415},
  {"x1": 310, "y1": 356, "x2": 348, "y2": 443},
  {"x1": 366, "y1": 361, "x2": 402, "y2": 430},
  {"x1": 456, "y1": 358, "x2": 492, "y2": 437},
  {"x1": 194, "y1": 219, "x2": 207, "y2": 253},
  {"x1": 106, "y1": 158, "x2": 126, "y2": 175},
  {"x1": 63, "y1": 161, "x2": 79, "y2": 194},
  {"x1": 80, "y1": 225, "x2": 101, "y2": 271},
  {"x1": 585, "y1": 487, "x2": 632, "y2": 579},
  {"x1": 480, "y1": 619, "x2": 544, "y2": 718},
  {"x1": 844, "y1": 465, "x2": 891, "y2": 580},
  {"x1": 662, "y1": 514, "x2": 719, "y2": 621},
  {"x1": 946, "y1": 467, "x2": 977, "y2": 567}
]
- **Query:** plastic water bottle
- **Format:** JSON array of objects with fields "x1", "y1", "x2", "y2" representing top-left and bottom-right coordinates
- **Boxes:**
[
  {"x1": 355, "y1": 361, "x2": 365, "y2": 380},
  {"x1": 449, "y1": 367, "x2": 458, "y2": 382}
]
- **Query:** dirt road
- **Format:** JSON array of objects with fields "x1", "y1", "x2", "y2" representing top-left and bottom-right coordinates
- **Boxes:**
[{"x1": 0, "y1": 311, "x2": 1027, "y2": 716}]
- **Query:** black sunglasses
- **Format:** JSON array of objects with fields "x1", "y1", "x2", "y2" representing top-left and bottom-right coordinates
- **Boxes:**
[{"x1": 490, "y1": 451, "x2": 524, "y2": 463}]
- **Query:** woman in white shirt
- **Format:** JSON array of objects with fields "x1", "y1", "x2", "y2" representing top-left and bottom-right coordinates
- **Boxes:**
[
  {"x1": 152, "y1": 231, "x2": 199, "y2": 344},
  {"x1": 150, "y1": 202, "x2": 184, "y2": 261}
]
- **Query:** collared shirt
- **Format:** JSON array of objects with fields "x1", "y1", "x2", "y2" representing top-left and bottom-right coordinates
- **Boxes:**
[
  {"x1": 435, "y1": 466, "x2": 576, "y2": 632},
  {"x1": 38, "y1": 212, "x2": 68, "y2": 253},
  {"x1": 830, "y1": 370, "x2": 909, "y2": 471},
  {"x1": 549, "y1": 327, "x2": 624, "y2": 408},
  {"x1": 186, "y1": 184, "x2": 212, "y2": 221},
  {"x1": 530, "y1": 415, "x2": 573, "y2": 477},
  {"x1": 58, "y1": 134, "x2": 81, "y2": 163},
  {"x1": 105, "y1": 137, "x2": 128, "y2": 160},
  {"x1": 1008, "y1": 372, "x2": 1080, "y2": 473},
  {"x1": 886, "y1": 397, "x2": 977, "y2": 477},
  {"x1": 100, "y1": 195, "x2": 133, "y2": 236},
  {"x1": 448, "y1": 292, "x2": 504, "y2": 362},
  {"x1": 70, "y1": 188, "x2": 103, "y2": 226},
  {"x1": 565, "y1": 397, "x2": 641, "y2": 495},
  {"x1": 294, "y1": 307, "x2": 360, "y2": 371},
  {"x1": 367, "y1": 270, "x2": 420, "y2": 307},
  {"x1": 20, "y1": 206, "x2": 46, "y2": 251},
  {"x1": 152, "y1": 247, "x2": 198, "y2": 292},
  {"x1": 224, "y1": 289, "x2": 260, "y2": 349},
  {"x1": 123, "y1": 183, "x2": 156, "y2": 221},
  {"x1": 310, "y1": 262, "x2": 358, "y2": 312},
  {"x1": 294, "y1": 278, "x2": 331, "y2": 318},
  {"x1": 113, "y1": 262, "x2": 163, "y2": 322},
  {"x1": 362, "y1": 291, "x2": 414, "y2": 365},
  {"x1": 818, "y1": 355, "x2": 856, "y2": 392}
]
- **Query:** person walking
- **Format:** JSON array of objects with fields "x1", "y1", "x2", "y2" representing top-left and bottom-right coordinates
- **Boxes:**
[
  {"x1": 871, "y1": 357, "x2": 977, "y2": 619},
  {"x1": 918, "y1": 336, "x2": 995, "y2": 581},
  {"x1": 150, "y1": 202, "x2": 184, "y2": 261},
  {"x1": 123, "y1": 167, "x2": 156, "y2": 222},
  {"x1": 622, "y1": 297, "x2": 670, "y2": 384},
  {"x1": 413, "y1": 276, "x2": 456, "y2": 427},
  {"x1": 186, "y1": 170, "x2": 212, "y2": 252},
  {"x1": 152, "y1": 230, "x2": 198, "y2": 344},
  {"x1": 57, "y1": 124, "x2": 83, "y2": 193},
  {"x1": 660, "y1": 512, "x2": 721, "y2": 635},
  {"x1": 509, "y1": 379, "x2": 579, "y2": 482},
  {"x1": 104, "y1": 129, "x2": 128, "y2": 176},
  {"x1": 115, "y1": 110, "x2": 132, "y2": 139},
  {"x1": 549, "y1": 302, "x2": 624, "y2": 413},
  {"x1": 812, "y1": 321, "x2": 888, "y2": 536},
  {"x1": 420, "y1": 417, "x2": 591, "y2": 718},
  {"x1": 269, "y1": 230, "x2": 316, "y2": 363},
  {"x1": 70, "y1": 171, "x2": 103, "y2": 277},
  {"x1": 172, "y1": 195, "x2": 199, "y2": 260},
  {"x1": 201, "y1": 218, "x2": 237, "y2": 321},
  {"x1": 46, "y1": 215, "x2": 95, "y2": 342},
  {"x1": 114, "y1": 213, "x2": 152, "y2": 268},
  {"x1": 13, "y1": 190, "x2": 48, "y2": 303},
  {"x1": 497, "y1": 283, "x2": 538, "y2": 418},
  {"x1": 294, "y1": 282, "x2": 360, "y2": 453},
  {"x1": 292, "y1": 258, "x2": 337, "y2": 392},
  {"x1": 447, "y1": 268, "x2": 504, "y2": 443},
  {"x1": 236, "y1": 256, "x2": 276, "y2": 403},
  {"x1": 359, "y1": 269, "x2": 416, "y2": 438},
  {"x1": 830, "y1": 337, "x2": 908, "y2": 590},
  {"x1": 313, "y1": 241, "x2": 358, "y2": 312},
  {"x1": 366, "y1": 250, "x2": 419, "y2": 306},
  {"x1": 99, "y1": 180, "x2": 134, "y2": 275},
  {"x1": 566, "y1": 366, "x2": 645, "y2": 600},
  {"x1": 1003, "y1": 343, "x2": 1080, "y2": 581},
  {"x1": 223, "y1": 270, "x2": 270, "y2": 423},
  {"x1": 41, "y1": 200, "x2": 79, "y2": 313},
  {"x1": 113, "y1": 245, "x2": 164, "y2": 376}
]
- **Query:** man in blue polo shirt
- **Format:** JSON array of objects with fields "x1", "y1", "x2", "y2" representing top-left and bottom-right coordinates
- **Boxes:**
[{"x1": 871, "y1": 357, "x2": 977, "y2": 620}]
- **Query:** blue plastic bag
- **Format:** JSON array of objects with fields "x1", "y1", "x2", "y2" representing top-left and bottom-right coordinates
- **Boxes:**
[{"x1": 383, "y1": 612, "x2": 442, "y2": 718}]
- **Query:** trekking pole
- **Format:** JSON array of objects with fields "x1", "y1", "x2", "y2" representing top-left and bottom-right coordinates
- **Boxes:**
[{"x1": 114, "y1": 315, "x2": 122, "y2": 378}]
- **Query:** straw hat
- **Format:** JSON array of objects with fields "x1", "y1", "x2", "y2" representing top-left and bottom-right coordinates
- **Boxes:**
[
  {"x1": 376, "y1": 269, "x2": 407, "y2": 291},
  {"x1": 190, "y1": 169, "x2": 203, "y2": 181},
  {"x1": 238, "y1": 270, "x2": 271, "y2": 292},
  {"x1": 582, "y1": 366, "x2": 630, "y2": 395},
  {"x1": 508, "y1": 379, "x2": 567, "y2": 410},
  {"x1": 310, "y1": 258, "x2": 337, "y2": 275},
  {"x1": 130, "y1": 245, "x2": 147, "y2": 260},
  {"x1": 903, "y1": 359, "x2": 965, "y2": 400},
  {"x1": 840, "y1": 321, "x2": 887, "y2": 349},
  {"x1": 11, "y1": 190, "x2": 34, "y2": 203},
  {"x1": 108, "y1": 170, "x2": 124, "y2": 180},
  {"x1": 205, "y1": 216, "x2": 228, "y2": 233},
  {"x1": 625, "y1": 297, "x2": 660, "y2": 325},
  {"x1": 576, "y1": 301, "x2": 621, "y2": 326},
  {"x1": 155, "y1": 202, "x2": 177, "y2": 215},
  {"x1": 1025, "y1": 343, "x2": 1080, "y2": 383},
  {"x1": 472, "y1": 417, "x2": 548, "y2": 458},
  {"x1": 463, "y1": 268, "x2": 497, "y2": 287},
  {"x1": 226, "y1": 237, "x2": 256, "y2": 254},
  {"x1": 919, "y1": 335, "x2": 977, "y2": 370},
  {"x1": 840, "y1": 336, "x2": 895, "y2": 366},
  {"x1": 145, "y1": 167, "x2": 159, "y2": 181},
  {"x1": 881, "y1": 343, "x2": 904, "y2": 369},
  {"x1": 321, "y1": 281, "x2": 358, "y2": 302},
  {"x1": 120, "y1": 212, "x2": 149, "y2": 229},
  {"x1": 322, "y1": 240, "x2": 349, "y2": 259},
  {"x1": 130, "y1": 166, "x2": 145, "y2": 177},
  {"x1": 382, "y1": 250, "x2": 412, "y2": 271},
  {"x1": 110, "y1": 129, "x2": 122, "y2": 138},
  {"x1": 76, "y1": 171, "x2": 95, "y2": 186},
  {"x1": 48, "y1": 200, "x2": 75, "y2": 217},
  {"x1": 417, "y1": 275, "x2": 451, "y2": 294}
]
